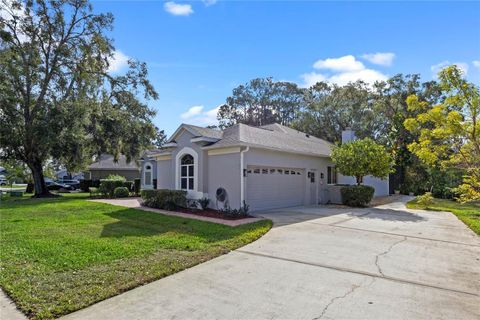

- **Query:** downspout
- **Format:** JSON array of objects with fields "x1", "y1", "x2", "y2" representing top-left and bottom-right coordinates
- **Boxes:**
[{"x1": 240, "y1": 146, "x2": 250, "y2": 205}]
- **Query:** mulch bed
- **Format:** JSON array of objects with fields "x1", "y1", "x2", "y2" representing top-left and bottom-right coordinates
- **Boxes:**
[{"x1": 175, "y1": 208, "x2": 252, "y2": 220}]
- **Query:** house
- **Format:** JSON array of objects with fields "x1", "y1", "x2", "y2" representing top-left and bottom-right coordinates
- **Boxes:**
[
  {"x1": 86, "y1": 154, "x2": 140, "y2": 181},
  {"x1": 54, "y1": 169, "x2": 84, "y2": 181},
  {"x1": 141, "y1": 123, "x2": 389, "y2": 211}
]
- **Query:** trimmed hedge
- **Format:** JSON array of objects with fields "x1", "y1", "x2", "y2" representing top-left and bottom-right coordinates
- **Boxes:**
[
  {"x1": 79, "y1": 180, "x2": 100, "y2": 192},
  {"x1": 123, "y1": 181, "x2": 134, "y2": 192},
  {"x1": 114, "y1": 187, "x2": 130, "y2": 198},
  {"x1": 134, "y1": 179, "x2": 141, "y2": 195},
  {"x1": 340, "y1": 185, "x2": 375, "y2": 207},
  {"x1": 141, "y1": 189, "x2": 187, "y2": 210},
  {"x1": 99, "y1": 179, "x2": 125, "y2": 197}
]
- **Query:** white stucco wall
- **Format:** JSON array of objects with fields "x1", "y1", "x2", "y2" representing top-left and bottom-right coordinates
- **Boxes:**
[
  {"x1": 207, "y1": 152, "x2": 242, "y2": 210},
  {"x1": 245, "y1": 148, "x2": 333, "y2": 207},
  {"x1": 337, "y1": 175, "x2": 390, "y2": 197}
]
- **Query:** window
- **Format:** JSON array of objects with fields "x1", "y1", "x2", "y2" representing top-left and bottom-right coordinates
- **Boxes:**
[
  {"x1": 253, "y1": 168, "x2": 260, "y2": 174},
  {"x1": 180, "y1": 154, "x2": 194, "y2": 190},
  {"x1": 262, "y1": 169, "x2": 268, "y2": 174},
  {"x1": 278, "y1": 169, "x2": 283, "y2": 174},
  {"x1": 327, "y1": 166, "x2": 337, "y2": 184},
  {"x1": 144, "y1": 164, "x2": 152, "y2": 186},
  {"x1": 270, "y1": 169, "x2": 276, "y2": 174}
]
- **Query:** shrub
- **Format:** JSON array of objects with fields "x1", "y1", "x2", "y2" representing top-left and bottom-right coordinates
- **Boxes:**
[
  {"x1": 141, "y1": 189, "x2": 187, "y2": 210},
  {"x1": 221, "y1": 201, "x2": 250, "y2": 218},
  {"x1": 198, "y1": 197, "x2": 210, "y2": 210},
  {"x1": 89, "y1": 187, "x2": 100, "y2": 197},
  {"x1": 340, "y1": 185, "x2": 375, "y2": 207},
  {"x1": 99, "y1": 179, "x2": 125, "y2": 197},
  {"x1": 416, "y1": 192, "x2": 434, "y2": 208},
  {"x1": 123, "y1": 181, "x2": 134, "y2": 192},
  {"x1": 79, "y1": 180, "x2": 100, "y2": 192},
  {"x1": 133, "y1": 179, "x2": 141, "y2": 195},
  {"x1": 105, "y1": 174, "x2": 126, "y2": 182},
  {"x1": 114, "y1": 186, "x2": 130, "y2": 198}
]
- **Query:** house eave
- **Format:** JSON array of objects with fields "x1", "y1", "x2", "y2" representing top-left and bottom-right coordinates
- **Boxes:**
[{"x1": 203, "y1": 143, "x2": 331, "y2": 158}]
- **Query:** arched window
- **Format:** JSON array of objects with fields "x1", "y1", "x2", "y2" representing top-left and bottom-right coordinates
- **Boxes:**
[
  {"x1": 144, "y1": 164, "x2": 152, "y2": 186},
  {"x1": 180, "y1": 154, "x2": 194, "y2": 190}
]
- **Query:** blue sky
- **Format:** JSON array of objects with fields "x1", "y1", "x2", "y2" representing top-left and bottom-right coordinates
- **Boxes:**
[{"x1": 93, "y1": 0, "x2": 480, "y2": 136}]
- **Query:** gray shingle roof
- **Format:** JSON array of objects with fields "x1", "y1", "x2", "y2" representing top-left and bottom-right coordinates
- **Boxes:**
[
  {"x1": 88, "y1": 154, "x2": 139, "y2": 170},
  {"x1": 205, "y1": 123, "x2": 333, "y2": 157},
  {"x1": 182, "y1": 124, "x2": 223, "y2": 139}
]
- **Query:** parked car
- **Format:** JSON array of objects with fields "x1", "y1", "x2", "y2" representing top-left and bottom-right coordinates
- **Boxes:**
[
  {"x1": 45, "y1": 180, "x2": 74, "y2": 191},
  {"x1": 57, "y1": 179, "x2": 80, "y2": 190},
  {"x1": 0, "y1": 176, "x2": 7, "y2": 186}
]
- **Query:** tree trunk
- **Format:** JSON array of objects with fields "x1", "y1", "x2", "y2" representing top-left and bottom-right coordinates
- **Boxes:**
[
  {"x1": 29, "y1": 161, "x2": 54, "y2": 198},
  {"x1": 356, "y1": 176, "x2": 363, "y2": 185}
]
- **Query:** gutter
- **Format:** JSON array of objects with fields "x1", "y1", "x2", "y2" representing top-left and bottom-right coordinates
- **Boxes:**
[{"x1": 240, "y1": 146, "x2": 250, "y2": 205}]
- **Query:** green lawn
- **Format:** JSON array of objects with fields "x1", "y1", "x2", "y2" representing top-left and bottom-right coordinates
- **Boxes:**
[
  {"x1": 407, "y1": 198, "x2": 480, "y2": 235},
  {"x1": 0, "y1": 193, "x2": 272, "y2": 319}
]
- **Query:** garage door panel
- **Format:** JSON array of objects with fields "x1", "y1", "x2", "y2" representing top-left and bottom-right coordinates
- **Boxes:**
[{"x1": 246, "y1": 167, "x2": 305, "y2": 211}]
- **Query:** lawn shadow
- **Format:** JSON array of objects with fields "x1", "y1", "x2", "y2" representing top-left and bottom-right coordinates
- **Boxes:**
[
  {"x1": 0, "y1": 193, "x2": 89, "y2": 209},
  {"x1": 259, "y1": 205, "x2": 426, "y2": 228}
]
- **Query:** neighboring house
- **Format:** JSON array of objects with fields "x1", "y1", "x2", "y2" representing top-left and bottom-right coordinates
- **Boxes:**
[
  {"x1": 141, "y1": 123, "x2": 389, "y2": 211},
  {"x1": 86, "y1": 154, "x2": 140, "y2": 181},
  {"x1": 55, "y1": 169, "x2": 84, "y2": 181}
]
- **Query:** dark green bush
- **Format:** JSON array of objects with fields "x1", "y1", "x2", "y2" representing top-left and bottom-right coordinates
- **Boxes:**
[
  {"x1": 79, "y1": 180, "x2": 100, "y2": 192},
  {"x1": 340, "y1": 185, "x2": 375, "y2": 207},
  {"x1": 114, "y1": 186, "x2": 130, "y2": 198},
  {"x1": 198, "y1": 197, "x2": 210, "y2": 210},
  {"x1": 141, "y1": 189, "x2": 187, "y2": 210},
  {"x1": 99, "y1": 179, "x2": 125, "y2": 197},
  {"x1": 221, "y1": 201, "x2": 250, "y2": 218},
  {"x1": 123, "y1": 181, "x2": 134, "y2": 192},
  {"x1": 134, "y1": 179, "x2": 141, "y2": 195}
]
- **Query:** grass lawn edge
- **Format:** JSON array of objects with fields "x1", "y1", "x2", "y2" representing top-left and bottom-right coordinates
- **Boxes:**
[
  {"x1": 406, "y1": 198, "x2": 480, "y2": 235},
  {"x1": 0, "y1": 194, "x2": 273, "y2": 319}
]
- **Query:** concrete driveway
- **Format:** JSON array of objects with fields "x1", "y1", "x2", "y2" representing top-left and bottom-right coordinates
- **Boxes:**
[{"x1": 63, "y1": 197, "x2": 480, "y2": 320}]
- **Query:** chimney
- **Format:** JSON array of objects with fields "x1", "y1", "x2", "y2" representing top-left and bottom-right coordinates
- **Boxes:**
[{"x1": 341, "y1": 127, "x2": 356, "y2": 143}]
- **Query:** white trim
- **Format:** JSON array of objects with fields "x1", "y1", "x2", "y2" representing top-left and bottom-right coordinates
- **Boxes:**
[
  {"x1": 240, "y1": 146, "x2": 249, "y2": 204},
  {"x1": 155, "y1": 154, "x2": 172, "y2": 160},
  {"x1": 162, "y1": 142, "x2": 178, "y2": 148},
  {"x1": 175, "y1": 147, "x2": 199, "y2": 194},
  {"x1": 207, "y1": 147, "x2": 241, "y2": 156},
  {"x1": 191, "y1": 136, "x2": 220, "y2": 143},
  {"x1": 142, "y1": 161, "x2": 154, "y2": 189},
  {"x1": 204, "y1": 144, "x2": 331, "y2": 158}
]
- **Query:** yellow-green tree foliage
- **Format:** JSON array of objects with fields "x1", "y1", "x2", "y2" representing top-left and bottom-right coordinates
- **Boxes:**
[{"x1": 404, "y1": 65, "x2": 480, "y2": 202}]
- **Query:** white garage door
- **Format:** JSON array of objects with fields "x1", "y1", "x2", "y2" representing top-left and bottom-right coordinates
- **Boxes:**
[{"x1": 246, "y1": 167, "x2": 305, "y2": 211}]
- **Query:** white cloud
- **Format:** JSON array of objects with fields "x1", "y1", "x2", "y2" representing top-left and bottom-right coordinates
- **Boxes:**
[
  {"x1": 301, "y1": 55, "x2": 388, "y2": 87},
  {"x1": 107, "y1": 50, "x2": 130, "y2": 73},
  {"x1": 313, "y1": 55, "x2": 365, "y2": 72},
  {"x1": 361, "y1": 52, "x2": 395, "y2": 66},
  {"x1": 473, "y1": 60, "x2": 480, "y2": 68},
  {"x1": 164, "y1": 2, "x2": 194, "y2": 16},
  {"x1": 181, "y1": 105, "x2": 204, "y2": 119},
  {"x1": 180, "y1": 105, "x2": 219, "y2": 126},
  {"x1": 300, "y1": 72, "x2": 328, "y2": 88},
  {"x1": 431, "y1": 60, "x2": 468, "y2": 77},
  {"x1": 203, "y1": 0, "x2": 217, "y2": 6}
]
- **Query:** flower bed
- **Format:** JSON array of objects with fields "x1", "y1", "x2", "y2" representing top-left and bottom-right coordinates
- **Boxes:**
[{"x1": 175, "y1": 207, "x2": 253, "y2": 220}]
